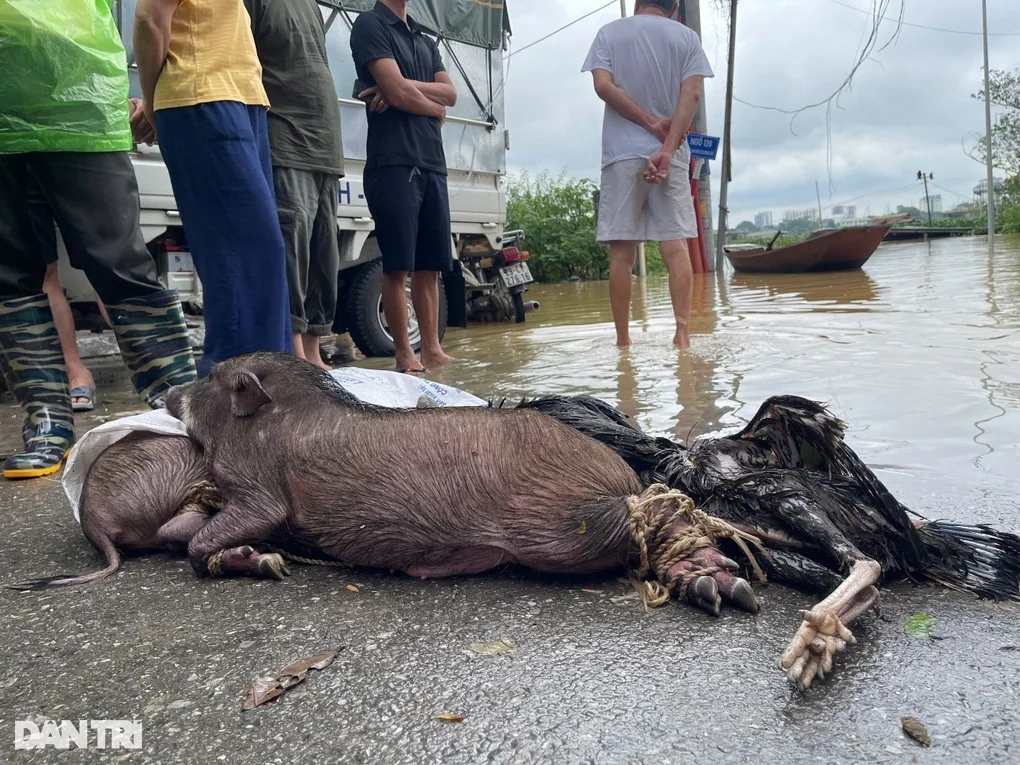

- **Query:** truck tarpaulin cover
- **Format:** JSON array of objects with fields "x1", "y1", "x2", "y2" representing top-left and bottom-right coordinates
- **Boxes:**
[
  {"x1": 329, "y1": 0, "x2": 510, "y2": 49},
  {"x1": 0, "y1": 0, "x2": 132, "y2": 154}
]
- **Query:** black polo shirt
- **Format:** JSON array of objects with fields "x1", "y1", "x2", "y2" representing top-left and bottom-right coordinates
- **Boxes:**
[{"x1": 350, "y1": 2, "x2": 448, "y2": 175}]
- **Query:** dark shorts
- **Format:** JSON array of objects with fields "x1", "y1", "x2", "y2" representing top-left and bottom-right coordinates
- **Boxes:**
[
  {"x1": 25, "y1": 171, "x2": 58, "y2": 265},
  {"x1": 363, "y1": 165, "x2": 453, "y2": 274}
]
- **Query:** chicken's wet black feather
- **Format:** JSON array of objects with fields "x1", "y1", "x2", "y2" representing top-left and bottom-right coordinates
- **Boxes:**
[{"x1": 519, "y1": 394, "x2": 1020, "y2": 601}]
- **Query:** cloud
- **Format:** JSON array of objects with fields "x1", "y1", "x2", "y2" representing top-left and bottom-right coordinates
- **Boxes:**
[{"x1": 502, "y1": 0, "x2": 1020, "y2": 222}]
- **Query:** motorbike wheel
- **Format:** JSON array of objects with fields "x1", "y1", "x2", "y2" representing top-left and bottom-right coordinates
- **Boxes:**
[{"x1": 512, "y1": 290, "x2": 526, "y2": 323}]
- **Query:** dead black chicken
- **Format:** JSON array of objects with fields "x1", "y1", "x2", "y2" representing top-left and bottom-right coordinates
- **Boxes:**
[{"x1": 517, "y1": 394, "x2": 1020, "y2": 689}]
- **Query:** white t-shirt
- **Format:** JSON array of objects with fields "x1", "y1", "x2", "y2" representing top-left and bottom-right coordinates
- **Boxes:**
[{"x1": 581, "y1": 15, "x2": 714, "y2": 169}]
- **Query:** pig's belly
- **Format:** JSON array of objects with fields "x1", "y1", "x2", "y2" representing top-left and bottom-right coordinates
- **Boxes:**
[
  {"x1": 284, "y1": 475, "x2": 633, "y2": 579},
  {"x1": 279, "y1": 408, "x2": 640, "y2": 578}
]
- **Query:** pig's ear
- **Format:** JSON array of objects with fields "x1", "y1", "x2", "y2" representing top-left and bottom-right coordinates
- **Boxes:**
[{"x1": 229, "y1": 372, "x2": 272, "y2": 417}]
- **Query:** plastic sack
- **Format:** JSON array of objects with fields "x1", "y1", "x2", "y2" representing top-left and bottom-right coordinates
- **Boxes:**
[
  {"x1": 0, "y1": 0, "x2": 132, "y2": 154},
  {"x1": 62, "y1": 367, "x2": 487, "y2": 522}
]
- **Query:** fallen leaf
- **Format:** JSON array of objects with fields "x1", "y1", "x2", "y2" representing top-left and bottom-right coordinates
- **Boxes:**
[
  {"x1": 436, "y1": 713, "x2": 464, "y2": 723},
  {"x1": 469, "y1": 638, "x2": 516, "y2": 656},
  {"x1": 901, "y1": 716, "x2": 931, "y2": 747},
  {"x1": 904, "y1": 612, "x2": 935, "y2": 640},
  {"x1": 580, "y1": 588, "x2": 603, "y2": 595},
  {"x1": 346, "y1": 585, "x2": 359, "y2": 593},
  {"x1": 242, "y1": 649, "x2": 341, "y2": 711}
]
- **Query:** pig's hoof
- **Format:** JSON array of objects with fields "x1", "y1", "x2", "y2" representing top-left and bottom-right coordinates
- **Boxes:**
[{"x1": 258, "y1": 553, "x2": 290, "y2": 580}]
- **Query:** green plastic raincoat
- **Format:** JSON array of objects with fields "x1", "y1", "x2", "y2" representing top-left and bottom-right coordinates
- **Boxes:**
[{"x1": 0, "y1": 0, "x2": 132, "y2": 154}]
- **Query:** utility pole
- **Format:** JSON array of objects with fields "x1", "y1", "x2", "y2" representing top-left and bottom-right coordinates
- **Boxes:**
[
  {"x1": 620, "y1": 0, "x2": 647, "y2": 277},
  {"x1": 981, "y1": 0, "x2": 996, "y2": 252},
  {"x1": 917, "y1": 171, "x2": 934, "y2": 225},
  {"x1": 716, "y1": 0, "x2": 738, "y2": 271},
  {"x1": 815, "y1": 181, "x2": 824, "y2": 229},
  {"x1": 680, "y1": 0, "x2": 715, "y2": 266}
]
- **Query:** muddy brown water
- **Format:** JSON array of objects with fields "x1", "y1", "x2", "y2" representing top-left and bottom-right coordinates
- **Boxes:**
[{"x1": 361, "y1": 235, "x2": 1020, "y2": 522}]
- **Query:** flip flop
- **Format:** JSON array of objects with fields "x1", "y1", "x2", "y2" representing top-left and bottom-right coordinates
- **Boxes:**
[
  {"x1": 397, "y1": 368, "x2": 428, "y2": 377},
  {"x1": 69, "y1": 385, "x2": 97, "y2": 412}
]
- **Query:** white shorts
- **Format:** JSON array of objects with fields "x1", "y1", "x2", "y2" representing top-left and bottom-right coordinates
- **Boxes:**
[{"x1": 596, "y1": 158, "x2": 698, "y2": 243}]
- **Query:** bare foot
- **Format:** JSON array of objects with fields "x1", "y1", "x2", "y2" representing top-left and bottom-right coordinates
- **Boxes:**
[
  {"x1": 616, "y1": 334, "x2": 631, "y2": 348},
  {"x1": 395, "y1": 351, "x2": 425, "y2": 375},
  {"x1": 420, "y1": 349, "x2": 458, "y2": 367},
  {"x1": 673, "y1": 318, "x2": 690, "y2": 349}
]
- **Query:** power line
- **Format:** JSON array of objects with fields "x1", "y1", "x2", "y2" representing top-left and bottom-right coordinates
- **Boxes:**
[
  {"x1": 827, "y1": 0, "x2": 1020, "y2": 37},
  {"x1": 929, "y1": 180, "x2": 976, "y2": 201},
  {"x1": 506, "y1": 1, "x2": 616, "y2": 59}
]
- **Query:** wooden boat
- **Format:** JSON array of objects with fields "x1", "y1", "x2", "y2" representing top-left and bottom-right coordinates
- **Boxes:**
[{"x1": 724, "y1": 221, "x2": 897, "y2": 274}]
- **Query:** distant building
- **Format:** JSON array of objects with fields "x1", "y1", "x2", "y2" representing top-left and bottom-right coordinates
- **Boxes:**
[
  {"x1": 920, "y1": 194, "x2": 943, "y2": 215},
  {"x1": 754, "y1": 211, "x2": 773, "y2": 228},
  {"x1": 782, "y1": 208, "x2": 817, "y2": 222},
  {"x1": 831, "y1": 205, "x2": 856, "y2": 219},
  {"x1": 832, "y1": 205, "x2": 844, "y2": 217}
]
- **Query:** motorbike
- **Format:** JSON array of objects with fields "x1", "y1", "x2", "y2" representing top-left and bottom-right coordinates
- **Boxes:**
[{"x1": 461, "y1": 229, "x2": 537, "y2": 324}]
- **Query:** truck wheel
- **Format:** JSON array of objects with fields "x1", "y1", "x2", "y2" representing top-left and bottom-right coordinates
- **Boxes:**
[
  {"x1": 512, "y1": 291, "x2": 526, "y2": 323},
  {"x1": 347, "y1": 259, "x2": 447, "y2": 357}
]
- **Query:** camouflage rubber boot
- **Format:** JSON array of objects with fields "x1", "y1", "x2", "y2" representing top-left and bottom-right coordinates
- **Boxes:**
[
  {"x1": 0, "y1": 295, "x2": 75, "y2": 480},
  {"x1": 106, "y1": 289, "x2": 198, "y2": 409}
]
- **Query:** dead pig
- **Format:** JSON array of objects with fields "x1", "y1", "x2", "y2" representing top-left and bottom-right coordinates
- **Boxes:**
[
  {"x1": 10, "y1": 432, "x2": 218, "y2": 589},
  {"x1": 163, "y1": 352, "x2": 759, "y2": 612}
]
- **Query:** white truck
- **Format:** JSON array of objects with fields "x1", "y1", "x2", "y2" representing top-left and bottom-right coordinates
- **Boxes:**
[{"x1": 58, "y1": 0, "x2": 535, "y2": 358}]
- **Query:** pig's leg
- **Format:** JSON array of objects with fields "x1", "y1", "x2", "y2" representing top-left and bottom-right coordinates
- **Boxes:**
[
  {"x1": 185, "y1": 497, "x2": 290, "y2": 580},
  {"x1": 156, "y1": 513, "x2": 212, "y2": 547},
  {"x1": 664, "y1": 547, "x2": 760, "y2": 616}
]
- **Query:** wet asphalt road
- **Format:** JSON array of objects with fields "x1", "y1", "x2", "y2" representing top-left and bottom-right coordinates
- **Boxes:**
[{"x1": 1, "y1": 365, "x2": 1019, "y2": 764}]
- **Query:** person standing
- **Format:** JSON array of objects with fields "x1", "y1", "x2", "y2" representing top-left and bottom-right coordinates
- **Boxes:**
[
  {"x1": 243, "y1": 0, "x2": 345, "y2": 372},
  {"x1": 582, "y1": 0, "x2": 714, "y2": 348},
  {"x1": 350, "y1": 0, "x2": 458, "y2": 375},
  {"x1": 0, "y1": 0, "x2": 197, "y2": 480},
  {"x1": 134, "y1": 0, "x2": 292, "y2": 375}
]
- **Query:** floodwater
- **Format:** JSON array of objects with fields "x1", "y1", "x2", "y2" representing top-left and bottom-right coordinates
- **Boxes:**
[{"x1": 366, "y1": 234, "x2": 1020, "y2": 523}]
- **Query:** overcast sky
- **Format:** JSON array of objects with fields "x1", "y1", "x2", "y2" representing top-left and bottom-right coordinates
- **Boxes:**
[{"x1": 501, "y1": 0, "x2": 1020, "y2": 224}]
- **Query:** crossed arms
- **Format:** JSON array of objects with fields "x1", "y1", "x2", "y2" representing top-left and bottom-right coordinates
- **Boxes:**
[{"x1": 359, "y1": 60, "x2": 457, "y2": 119}]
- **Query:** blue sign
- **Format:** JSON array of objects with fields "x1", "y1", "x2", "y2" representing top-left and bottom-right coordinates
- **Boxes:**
[{"x1": 687, "y1": 133, "x2": 720, "y2": 160}]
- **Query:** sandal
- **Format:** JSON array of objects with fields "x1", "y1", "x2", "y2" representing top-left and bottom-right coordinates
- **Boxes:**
[{"x1": 69, "y1": 385, "x2": 97, "y2": 412}]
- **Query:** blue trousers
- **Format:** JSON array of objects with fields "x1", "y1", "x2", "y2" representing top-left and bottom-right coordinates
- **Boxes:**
[{"x1": 154, "y1": 102, "x2": 292, "y2": 375}]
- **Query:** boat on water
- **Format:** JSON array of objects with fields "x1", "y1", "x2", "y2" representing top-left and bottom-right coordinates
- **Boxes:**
[{"x1": 723, "y1": 219, "x2": 900, "y2": 274}]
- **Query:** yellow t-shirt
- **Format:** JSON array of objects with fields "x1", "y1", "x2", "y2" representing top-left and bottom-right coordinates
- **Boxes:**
[{"x1": 153, "y1": 0, "x2": 269, "y2": 111}]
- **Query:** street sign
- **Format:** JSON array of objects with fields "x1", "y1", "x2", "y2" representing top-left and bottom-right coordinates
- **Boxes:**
[{"x1": 687, "y1": 133, "x2": 720, "y2": 160}]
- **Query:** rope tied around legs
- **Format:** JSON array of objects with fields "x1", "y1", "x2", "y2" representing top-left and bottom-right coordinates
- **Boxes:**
[
  {"x1": 177, "y1": 479, "x2": 226, "y2": 516},
  {"x1": 627, "y1": 483, "x2": 767, "y2": 608}
]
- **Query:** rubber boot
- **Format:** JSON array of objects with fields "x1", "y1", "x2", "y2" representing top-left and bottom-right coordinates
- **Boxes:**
[
  {"x1": 105, "y1": 289, "x2": 198, "y2": 408},
  {"x1": 0, "y1": 295, "x2": 75, "y2": 479}
]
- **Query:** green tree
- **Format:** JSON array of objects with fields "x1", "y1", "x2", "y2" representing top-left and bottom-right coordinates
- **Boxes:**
[
  {"x1": 504, "y1": 171, "x2": 607, "y2": 282},
  {"x1": 972, "y1": 69, "x2": 1020, "y2": 233},
  {"x1": 734, "y1": 220, "x2": 757, "y2": 233},
  {"x1": 973, "y1": 69, "x2": 1020, "y2": 177}
]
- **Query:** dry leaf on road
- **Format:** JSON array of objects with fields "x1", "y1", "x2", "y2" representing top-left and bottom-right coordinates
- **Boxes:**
[
  {"x1": 242, "y1": 649, "x2": 341, "y2": 711},
  {"x1": 469, "y1": 638, "x2": 516, "y2": 656}
]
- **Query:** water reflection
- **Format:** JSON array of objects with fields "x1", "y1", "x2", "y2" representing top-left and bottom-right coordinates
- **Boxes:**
[
  {"x1": 726, "y1": 269, "x2": 881, "y2": 310},
  {"x1": 353, "y1": 236, "x2": 1020, "y2": 520}
]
